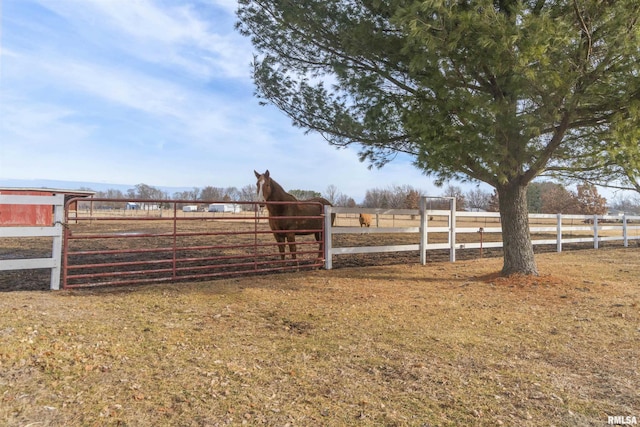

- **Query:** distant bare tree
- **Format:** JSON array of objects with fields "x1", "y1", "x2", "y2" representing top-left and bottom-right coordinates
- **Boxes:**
[
  {"x1": 363, "y1": 185, "x2": 424, "y2": 208},
  {"x1": 335, "y1": 195, "x2": 356, "y2": 207},
  {"x1": 173, "y1": 188, "x2": 200, "y2": 200},
  {"x1": 239, "y1": 185, "x2": 258, "y2": 202},
  {"x1": 172, "y1": 190, "x2": 187, "y2": 199},
  {"x1": 200, "y1": 186, "x2": 226, "y2": 201},
  {"x1": 441, "y1": 185, "x2": 466, "y2": 211},
  {"x1": 609, "y1": 194, "x2": 640, "y2": 214},
  {"x1": 189, "y1": 187, "x2": 201, "y2": 200},
  {"x1": 130, "y1": 183, "x2": 165, "y2": 200},
  {"x1": 323, "y1": 184, "x2": 340, "y2": 204},
  {"x1": 362, "y1": 189, "x2": 387, "y2": 208},
  {"x1": 223, "y1": 187, "x2": 241, "y2": 201},
  {"x1": 465, "y1": 187, "x2": 491, "y2": 212},
  {"x1": 88, "y1": 188, "x2": 126, "y2": 210},
  {"x1": 95, "y1": 188, "x2": 125, "y2": 199},
  {"x1": 321, "y1": 185, "x2": 355, "y2": 207}
]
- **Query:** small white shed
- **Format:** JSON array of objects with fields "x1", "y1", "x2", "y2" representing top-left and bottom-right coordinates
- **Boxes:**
[{"x1": 208, "y1": 203, "x2": 241, "y2": 213}]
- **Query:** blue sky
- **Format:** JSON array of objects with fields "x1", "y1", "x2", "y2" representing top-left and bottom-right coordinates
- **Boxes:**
[{"x1": 0, "y1": 0, "x2": 452, "y2": 202}]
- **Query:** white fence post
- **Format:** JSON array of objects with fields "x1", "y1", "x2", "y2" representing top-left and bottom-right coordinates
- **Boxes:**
[
  {"x1": 450, "y1": 197, "x2": 456, "y2": 262},
  {"x1": 593, "y1": 215, "x2": 599, "y2": 249},
  {"x1": 557, "y1": 213, "x2": 563, "y2": 252},
  {"x1": 623, "y1": 214, "x2": 628, "y2": 248},
  {"x1": 324, "y1": 204, "x2": 333, "y2": 270},
  {"x1": 50, "y1": 199, "x2": 65, "y2": 290},
  {"x1": 420, "y1": 197, "x2": 428, "y2": 265}
]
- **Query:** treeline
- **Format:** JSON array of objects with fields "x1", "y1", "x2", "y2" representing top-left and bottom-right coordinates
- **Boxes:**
[
  {"x1": 83, "y1": 181, "x2": 640, "y2": 214},
  {"x1": 525, "y1": 182, "x2": 607, "y2": 215},
  {"x1": 500, "y1": 182, "x2": 638, "y2": 215},
  {"x1": 86, "y1": 183, "x2": 254, "y2": 202}
]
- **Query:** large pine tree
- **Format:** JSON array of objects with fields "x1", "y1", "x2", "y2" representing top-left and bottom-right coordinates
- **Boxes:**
[{"x1": 237, "y1": 0, "x2": 640, "y2": 276}]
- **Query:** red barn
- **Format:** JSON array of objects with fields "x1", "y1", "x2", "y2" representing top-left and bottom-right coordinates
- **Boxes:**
[{"x1": 0, "y1": 188, "x2": 95, "y2": 226}]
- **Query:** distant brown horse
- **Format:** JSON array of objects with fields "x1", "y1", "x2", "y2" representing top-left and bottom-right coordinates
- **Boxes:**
[
  {"x1": 255, "y1": 170, "x2": 333, "y2": 261},
  {"x1": 359, "y1": 213, "x2": 372, "y2": 227}
]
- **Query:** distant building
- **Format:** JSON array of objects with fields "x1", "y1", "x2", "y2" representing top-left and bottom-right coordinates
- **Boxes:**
[{"x1": 208, "y1": 203, "x2": 241, "y2": 213}]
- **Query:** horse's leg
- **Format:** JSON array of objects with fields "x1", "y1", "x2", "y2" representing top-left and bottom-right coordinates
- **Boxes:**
[
  {"x1": 274, "y1": 232, "x2": 287, "y2": 260},
  {"x1": 287, "y1": 233, "x2": 297, "y2": 260}
]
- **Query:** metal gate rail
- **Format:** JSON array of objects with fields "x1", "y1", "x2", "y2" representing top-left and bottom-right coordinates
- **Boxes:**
[{"x1": 63, "y1": 198, "x2": 325, "y2": 289}]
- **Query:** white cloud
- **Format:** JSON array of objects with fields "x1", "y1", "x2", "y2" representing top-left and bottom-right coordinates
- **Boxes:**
[
  {"x1": 0, "y1": 0, "x2": 454, "y2": 202},
  {"x1": 33, "y1": 0, "x2": 252, "y2": 80},
  {"x1": 210, "y1": 0, "x2": 239, "y2": 15},
  {"x1": 0, "y1": 98, "x2": 90, "y2": 147}
]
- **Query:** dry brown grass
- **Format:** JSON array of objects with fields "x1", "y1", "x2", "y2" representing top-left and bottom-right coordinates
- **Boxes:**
[{"x1": 1, "y1": 248, "x2": 639, "y2": 426}]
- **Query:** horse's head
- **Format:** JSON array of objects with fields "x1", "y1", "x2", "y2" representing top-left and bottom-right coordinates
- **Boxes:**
[{"x1": 254, "y1": 169, "x2": 271, "y2": 205}]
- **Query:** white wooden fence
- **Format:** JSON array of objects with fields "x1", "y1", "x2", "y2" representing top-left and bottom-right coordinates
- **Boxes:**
[
  {"x1": 2, "y1": 193, "x2": 639, "y2": 288},
  {"x1": 324, "y1": 197, "x2": 457, "y2": 269},
  {"x1": 324, "y1": 199, "x2": 640, "y2": 269},
  {"x1": 0, "y1": 194, "x2": 65, "y2": 290}
]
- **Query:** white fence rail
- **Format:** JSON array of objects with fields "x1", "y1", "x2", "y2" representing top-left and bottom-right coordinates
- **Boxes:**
[
  {"x1": 324, "y1": 198, "x2": 640, "y2": 269},
  {"x1": 0, "y1": 194, "x2": 65, "y2": 290},
  {"x1": 3, "y1": 193, "x2": 639, "y2": 287}
]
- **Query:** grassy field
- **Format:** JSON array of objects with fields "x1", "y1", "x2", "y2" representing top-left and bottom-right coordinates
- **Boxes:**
[{"x1": 1, "y1": 248, "x2": 639, "y2": 426}]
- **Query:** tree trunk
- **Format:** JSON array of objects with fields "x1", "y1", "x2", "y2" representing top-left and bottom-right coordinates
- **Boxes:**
[{"x1": 497, "y1": 182, "x2": 539, "y2": 276}]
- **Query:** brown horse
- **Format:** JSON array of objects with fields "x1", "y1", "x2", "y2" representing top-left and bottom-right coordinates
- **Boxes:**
[
  {"x1": 359, "y1": 213, "x2": 372, "y2": 227},
  {"x1": 254, "y1": 170, "x2": 333, "y2": 261}
]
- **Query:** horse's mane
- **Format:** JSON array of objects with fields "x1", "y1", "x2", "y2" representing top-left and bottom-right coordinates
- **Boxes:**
[{"x1": 268, "y1": 177, "x2": 297, "y2": 202}]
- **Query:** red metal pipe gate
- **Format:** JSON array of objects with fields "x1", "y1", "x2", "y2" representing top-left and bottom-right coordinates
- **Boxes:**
[{"x1": 63, "y1": 198, "x2": 326, "y2": 289}]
